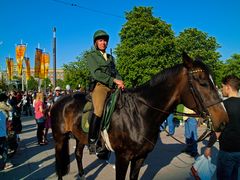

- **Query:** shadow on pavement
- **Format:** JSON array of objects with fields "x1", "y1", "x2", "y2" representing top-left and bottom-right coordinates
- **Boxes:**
[
  {"x1": 85, "y1": 160, "x2": 108, "y2": 179},
  {"x1": 141, "y1": 136, "x2": 185, "y2": 179}
]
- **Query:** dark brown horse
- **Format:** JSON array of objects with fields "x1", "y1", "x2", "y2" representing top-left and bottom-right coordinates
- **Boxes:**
[{"x1": 51, "y1": 53, "x2": 228, "y2": 180}]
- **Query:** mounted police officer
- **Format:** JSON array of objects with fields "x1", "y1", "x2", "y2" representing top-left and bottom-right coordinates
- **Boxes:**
[{"x1": 86, "y1": 30, "x2": 125, "y2": 154}]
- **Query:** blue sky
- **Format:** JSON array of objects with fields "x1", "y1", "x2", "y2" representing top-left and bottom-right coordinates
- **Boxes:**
[{"x1": 0, "y1": 0, "x2": 239, "y2": 70}]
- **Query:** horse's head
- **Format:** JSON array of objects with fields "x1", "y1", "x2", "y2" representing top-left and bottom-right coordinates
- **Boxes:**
[{"x1": 180, "y1": 52, "x2": 229, "y2": 131}]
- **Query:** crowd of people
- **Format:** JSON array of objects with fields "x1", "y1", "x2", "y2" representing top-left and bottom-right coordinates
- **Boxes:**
[
  {"x1": 0, "y1": 90, "x2": 31, "y2": 170},
  {"x1": 0, "y1": 85, "x2": 75, "y2": 170}
]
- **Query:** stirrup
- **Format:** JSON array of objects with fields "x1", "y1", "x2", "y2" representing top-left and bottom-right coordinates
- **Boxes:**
[
  {"x1": 88, "y1": 142, "x2": 104, "y2": 155},
  {"x1": 88, "y1": 143, "x2": 97, "y2": 155},
  {"x1": 96, "y1": 146, "x2": 110, "y2": 160}
]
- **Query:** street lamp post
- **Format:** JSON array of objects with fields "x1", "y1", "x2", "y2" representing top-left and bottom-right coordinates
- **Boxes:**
[
  {"x1": 22, "y1": 63, "x2": 24, "y2": 92},
  {"x1": 53, "y1": 27, "x2": 56, "y2": 88}
]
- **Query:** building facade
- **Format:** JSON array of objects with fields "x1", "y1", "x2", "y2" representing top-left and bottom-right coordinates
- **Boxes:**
[{"x1": 1, "y1": 64, "x2": 64, "y2": 85}]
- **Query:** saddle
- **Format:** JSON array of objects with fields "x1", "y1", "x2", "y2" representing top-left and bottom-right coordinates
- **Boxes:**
[{"x1": 81, "y1": 89, "x2": 120, "y2": 133}]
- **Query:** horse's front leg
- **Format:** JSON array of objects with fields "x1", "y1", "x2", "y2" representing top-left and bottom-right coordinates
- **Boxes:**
[
  {"x1": 130, "y1": 156, "x2": 147, "y2": 180},
  {"x1": 115, "y1": 153, "x2": 130, "y2": 180},
  {"x1": 75, "y1": 139, "x2": 85, "y2": 179}
]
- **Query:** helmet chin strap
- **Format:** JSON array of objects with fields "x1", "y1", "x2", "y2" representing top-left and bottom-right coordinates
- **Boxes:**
[
  {"x1": 95, "y1": 43, "x2": 107, "y2": 53},
  {"x1": 95, "y1": 46, "x2": 105, "y2": 52}
]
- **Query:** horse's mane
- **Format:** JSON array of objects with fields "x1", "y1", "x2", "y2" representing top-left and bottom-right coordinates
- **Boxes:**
[
  {"x1": 149, "y1": 64, "x2": 183, "y2": 87},
  {"x1": 124, "y1": 60, "x2": 211, "y2": 94},
  {"x1": 124, "y1": 64, "x2": 183, "y2": 93}
]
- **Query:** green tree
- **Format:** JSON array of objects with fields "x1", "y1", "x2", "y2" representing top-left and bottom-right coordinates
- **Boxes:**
[
  {"x1": 40, "y1": 78, "x2": 52, "y2": 92},
  {"x1": 41, "y1": 78, "x2": 52, "y2": 88},
  {"x1": 27, "y1": 76, "x2": 38, "y2": 91},
  {"x1": 56, "y1": 79, "x2": 65, "y2": 90},
  {"x1": 211, "y1": 54, "x2": 240, "y2": 87},
  {"x1": 63, "y1": 50, "x2": 91, "y2": 90},
  {"x1": 223, "y1": 54, "x2": 240, "y2": 78},
  {"x1": 115, "y1": 6, "x2": 177, "y2": 87},
  {"x1": 214, "y1": 60, "x2": 226, "y2": 86},
  {"x1": 175, "y1": 28, "x2": 221, "y2": 80},
  {"x1": 0, "y1": 79, "x2": 7, "y2": 92}
]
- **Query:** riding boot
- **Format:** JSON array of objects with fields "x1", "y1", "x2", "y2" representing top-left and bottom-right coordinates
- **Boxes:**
[{"x1": 88, "y1": 114, "x2": 101, "y2": 155}]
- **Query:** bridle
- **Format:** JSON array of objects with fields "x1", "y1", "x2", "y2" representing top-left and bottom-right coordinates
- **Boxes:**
[
  {"x1": 137, "y1": 67, "x2": 223, "y2": 131},
  {"x1": 187, "y1": 68, "x2": 223, "y2": 131},
  {"x1": 135, "y1": 67, "x2": 224, "y2": 146}
]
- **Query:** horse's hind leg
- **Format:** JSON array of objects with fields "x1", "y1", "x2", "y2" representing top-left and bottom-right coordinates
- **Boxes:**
[
  {"x1": 115, "y1": 153, "x2": 130, "y2": 180},
  {"x1": 130, "y1": 156, "x2": 146, "y2": 180},
  {"x1": 75, "y1": 139, "x2": 85, "y2": 179}
]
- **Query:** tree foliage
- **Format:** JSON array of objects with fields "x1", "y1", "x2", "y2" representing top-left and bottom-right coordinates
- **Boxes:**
[
  {"x1": 210, "y1": 54, "x2": 240, "y2": 86},
  {"x1": 115, "y1": 7, "x2": 177, "y2": 87},
  {"x1": 60, "y1": 6, "x2": 238, "y2": 90},
  {"x1": 0, "y1": 78, "x2": 7, "y2": 92},
  {"x1": 41, "y1": 78, "x2": 52, "y2": 91},
  {"x1": 41, "y1": 78, "x2": 51, "y2": 87},
  {"x1": 63, "y1": 50, "x2": 91, "y2": 89},
  {"x1": 27, "y1": 76, "x2": 38, "y2": 91},
  {"x1": 56, "y1": 79, "x2": 65, "y2": 90},
  {"x1": 213, "y1": 60, "x2": 226, "y2": 86},
  {"x1": 223, "y1": 54, "x2": 240, "y2": 78},
  {"x1": 175, "y1": 28, "x2": 221, "y2": 82}
]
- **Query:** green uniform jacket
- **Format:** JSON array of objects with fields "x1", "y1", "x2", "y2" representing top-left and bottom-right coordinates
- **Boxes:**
[{"x1": 86, "y1": 49, "x2": 122, "y2": 88}]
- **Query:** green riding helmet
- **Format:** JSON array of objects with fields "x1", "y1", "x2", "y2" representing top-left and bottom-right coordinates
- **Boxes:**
[{"x1": 93, "y1": 30, "x2": 109, "y2": 44}]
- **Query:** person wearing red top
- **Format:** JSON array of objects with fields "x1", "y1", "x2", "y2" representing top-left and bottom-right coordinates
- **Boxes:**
[{"x1": 34, "y1": 92, "x2": 47, "y2": 145}]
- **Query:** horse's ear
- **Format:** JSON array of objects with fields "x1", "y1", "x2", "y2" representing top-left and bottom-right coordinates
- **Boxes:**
[
  {"x1": 182, "y1": 52, "x2": 193, "y2": 69},
  {"x1": 195, "y1": 56, "x2": 203, "y2": 62}
]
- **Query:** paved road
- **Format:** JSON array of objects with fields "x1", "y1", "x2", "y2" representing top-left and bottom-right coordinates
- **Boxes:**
[{"x1": 1, "y1": 116, "x2": 221, "y2": 180}]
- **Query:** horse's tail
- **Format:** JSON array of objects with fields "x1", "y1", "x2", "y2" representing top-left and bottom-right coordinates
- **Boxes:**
[{"x1": 55, "y1": 132, "x2": 70, "y2": 177}]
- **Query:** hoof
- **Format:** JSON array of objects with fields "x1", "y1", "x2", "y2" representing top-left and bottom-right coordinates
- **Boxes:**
[{"x1": 79, "y1": 174, "x2": 86, "y2": 180}]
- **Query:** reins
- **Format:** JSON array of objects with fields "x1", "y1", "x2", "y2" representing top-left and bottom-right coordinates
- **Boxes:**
[
  {"x1": 138, "y1": 122, "x2": 212, "y2": 148},
  {"x1": 160, "y1": 124, "x2": 212, "y2": 145},
  {"x1": 137, "y1": 98, "x2": 200, "y2": 118},
  {"x1": 135, "y1": 67, "x2": 223, "y2": 146},
  {"x1": 137, "y1": 97, "x2": 212, "y2": 146}
]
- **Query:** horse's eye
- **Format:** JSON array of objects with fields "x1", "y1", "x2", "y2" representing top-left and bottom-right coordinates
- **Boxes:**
[
  {"x1": 194, "y1": 74, "x2": 209, "y2": 87},
  {"x1": 199, "y1": 81, "x2": 208, "y2": 87}
]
